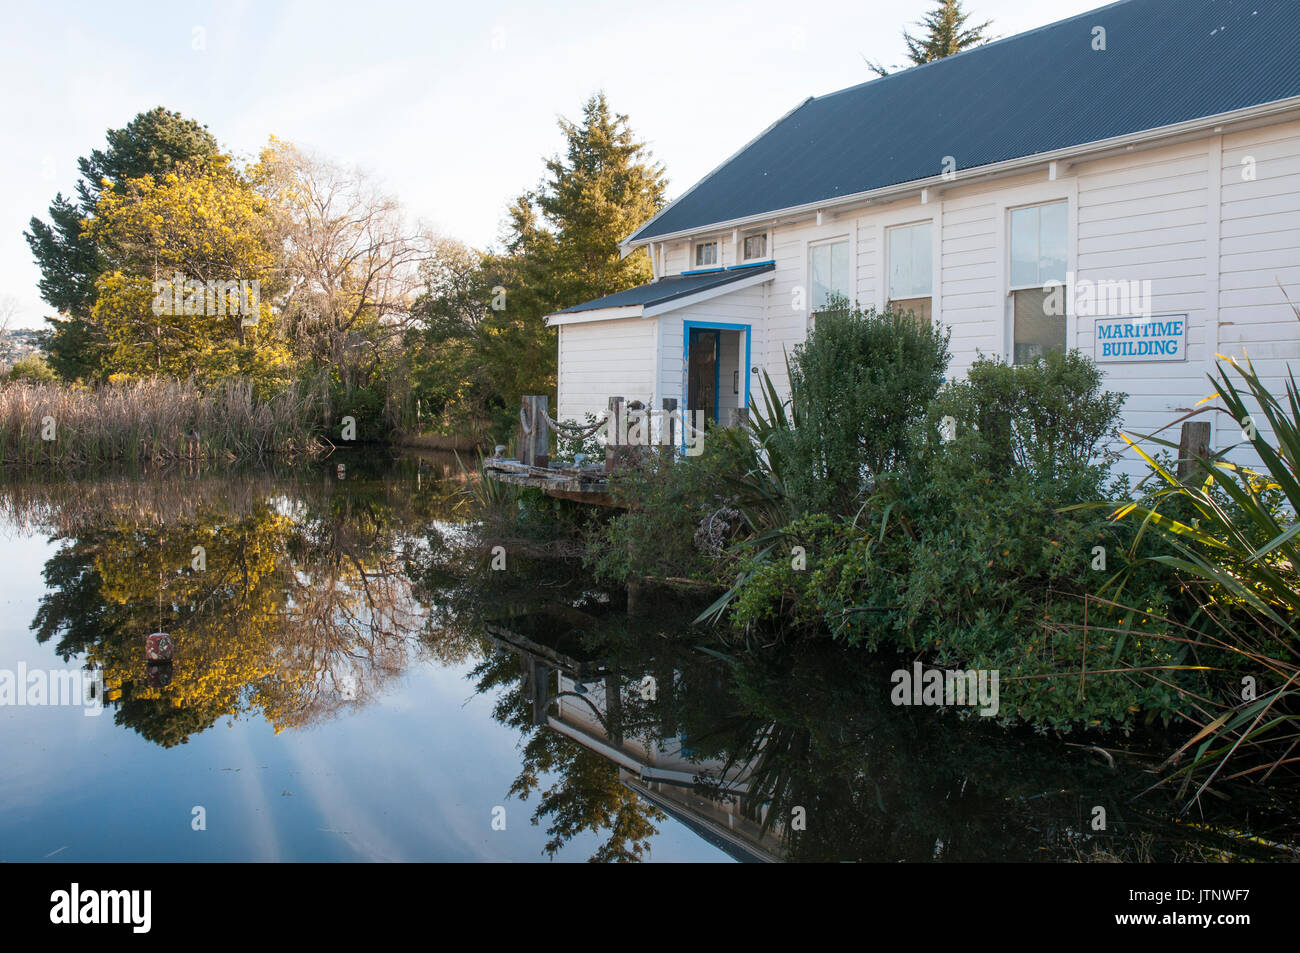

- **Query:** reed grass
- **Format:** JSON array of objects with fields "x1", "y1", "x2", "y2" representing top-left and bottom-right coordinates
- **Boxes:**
[{"x1": 0, "y1": 378, "x2": 326, "y2": 467}]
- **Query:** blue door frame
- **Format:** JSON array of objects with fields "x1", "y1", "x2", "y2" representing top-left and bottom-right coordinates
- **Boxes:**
[{"x1": 682, "y1": 321, "x2": 752, "y2": 426}]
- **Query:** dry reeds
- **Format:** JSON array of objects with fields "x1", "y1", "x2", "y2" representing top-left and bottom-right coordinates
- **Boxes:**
[{"x1": 0, "y1": 378, "x2": 326, "y2": 467}]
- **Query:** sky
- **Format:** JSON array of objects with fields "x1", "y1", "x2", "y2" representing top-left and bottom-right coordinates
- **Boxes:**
[{"x1": 0, "y1": 0, "x2": 1106, "y2": 329}]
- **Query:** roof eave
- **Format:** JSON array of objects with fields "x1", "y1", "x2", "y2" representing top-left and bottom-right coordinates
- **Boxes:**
[
  {"x1": 546, "y1": 265, "x2": 776, "y2": 326},
  {"x1": 642, "y1": 267, "x2": 775, "y2": 317},
  {"x1": 546, "y1": 304, "x2": 643, "y2": 327},
  {"x1": 617, "y1": 94, "x2": 817, "y2": 255}
]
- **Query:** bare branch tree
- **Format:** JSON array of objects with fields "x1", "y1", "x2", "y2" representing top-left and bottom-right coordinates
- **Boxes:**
[
  {"x1": 256, "y1": 141, "x2": 434, "y2": 388},
  {"x1": 0, "y1": 295, "x2": 19, "y2": 338}
]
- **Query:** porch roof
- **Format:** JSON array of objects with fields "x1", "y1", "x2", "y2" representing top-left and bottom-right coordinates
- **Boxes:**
[{"x1": 548, "y1": 262, "x2": 774, "y2": 322}]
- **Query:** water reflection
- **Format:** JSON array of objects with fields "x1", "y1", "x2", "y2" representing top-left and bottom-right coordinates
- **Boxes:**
[
  {"x1": 16, "y1": 458, "x2": 462, "y2": 747},
  {"x1": 5, "y1": 458, "x2": 1299, "y2": 862},
  {"x1": 454, "y1": 559, "x2": 1300, "y2": 863}
]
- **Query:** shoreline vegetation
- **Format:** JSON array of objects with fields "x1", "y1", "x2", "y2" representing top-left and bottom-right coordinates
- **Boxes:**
[
  {"x1": 16, "y1": 97, "x2": 663, "y2": 464},
  {"x1": 10, "y1": 99, "x2": 1298, "y2": 817},
  {"x1": 0, "y1": 375, "x2": 486, "y2": 467},
  {"x1": 0, "y1": 378, "x2": 328, "y2": 466},
  {"x1": 471, "y1": 304, "x2": 1300, "y2": 809}
]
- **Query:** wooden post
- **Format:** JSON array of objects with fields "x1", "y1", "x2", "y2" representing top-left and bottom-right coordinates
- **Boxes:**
[
  {"x1": 520, "y1": 395, "x2": 549, "y2": 468},
  {"x1": 529, "y1": 659, "x2": 550, "y2": 727},
  {"x1": 1177, "y1": 421, "x2": 1211, "y2": 480},
  {"x1": 605, "y1": 396, "x2": 625, "y2": 471},
  {"x1": 604, "y1": 671, "x2": 624, "y2": 745},
  {"x1": 661, "y1": 397, "x2": 677, "y2": 454}
]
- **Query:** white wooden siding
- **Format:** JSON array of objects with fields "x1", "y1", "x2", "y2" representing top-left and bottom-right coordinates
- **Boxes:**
[
  {"x1": 570, "y1": 115, "x2": 1300, "y2": 486},
  {"x1": 556, "y1": 317, "x2": 658, "y2": 424},
  {"x1": 1217, "y1": 118, "x2": 1300, "y2": 454},
  {"x1": 1073, "y1": 140, "x2": 1214, "y2": 471}
]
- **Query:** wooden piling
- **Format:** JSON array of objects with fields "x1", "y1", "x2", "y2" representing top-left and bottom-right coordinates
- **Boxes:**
[
  {"x1": 520, "y1": 395, "x2": 549, "y2": 468},
  {"x1": 662, "y1": 397, "x2": 678, "y2": 455},
  {"x1": 1177, "y1": 421, "x2": 1211, "y2": 479},
  {"x1": 605, "y1": 396, "x2": 627, "y2": 471}
]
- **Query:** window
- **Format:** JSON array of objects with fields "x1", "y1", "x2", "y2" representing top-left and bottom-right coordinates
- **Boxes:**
[
  {"x1": 694, "y1": 241, "x2": 718, "y2": 268},
  {"x1": 810, "y1": 239, "x2": 850, "y2": 313},
  {"x1": 887, "y1": 222, "x2": 932, "y2": 322},
  {"x1": 1008, "y1": 201, "x2": 1067, "y2": 363},
  {"x1": 742, "y1": 231, "x2": 768, "y2": 261}
]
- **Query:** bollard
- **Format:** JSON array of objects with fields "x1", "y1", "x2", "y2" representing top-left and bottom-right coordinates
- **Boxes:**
[
  {"x1": 520, "y1": 395, "x2": 549, "y2": 468},
  {"x1": 662, "y1": 397, "x2": 678, "y2": 452},
  {"x1": 1177, "y1": 421, "x2": 1211, "y2": 480}
]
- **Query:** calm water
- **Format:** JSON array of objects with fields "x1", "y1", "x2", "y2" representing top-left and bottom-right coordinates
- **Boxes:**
[{"x1": 1, "y1": 456, "x2": 1296, "y2": 863}]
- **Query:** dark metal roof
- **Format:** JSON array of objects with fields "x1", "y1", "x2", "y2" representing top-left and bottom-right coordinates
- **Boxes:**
[
  {"x1": 629, "y1": 0, "x2": 1300, "y2": 244},
  {"x1": 551, "y1": 262, "x2": 775, "y2": 315}
]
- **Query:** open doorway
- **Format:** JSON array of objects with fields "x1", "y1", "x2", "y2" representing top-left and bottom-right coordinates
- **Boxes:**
[
  {"x1": 685, "y1": 324, "x2": 748, "y2": 427},
  {"x1": 687, "y1": 327, "x2": 719, "y2": 425}
]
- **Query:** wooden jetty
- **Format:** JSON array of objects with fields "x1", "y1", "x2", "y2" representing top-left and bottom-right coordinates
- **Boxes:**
[{"x1": 482, "y1": 394, "x2": 694, "y2": 507}]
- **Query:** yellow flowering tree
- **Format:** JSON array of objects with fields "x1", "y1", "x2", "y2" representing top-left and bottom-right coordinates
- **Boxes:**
[{"x1": 88, "y1": 157, "x2": 292, "y2": 388}]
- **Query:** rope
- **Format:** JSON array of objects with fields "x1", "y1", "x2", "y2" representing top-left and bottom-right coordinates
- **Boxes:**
[
  {"x1": 541, "y1": 408, "x2": 609, "y2": 439},
  {"x1": 520, "y1": 402, "x2": 703, "y2": 441}
]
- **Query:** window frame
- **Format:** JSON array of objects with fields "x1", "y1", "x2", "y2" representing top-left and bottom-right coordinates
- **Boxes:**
[
  {"x1": 885, "y1": 219, "x2": 935, "y2": 318},
  {"x1": 1007, "y1": 199, "x2": 1068, "y2": 292},
  {"x1": 807, "y1": 234, "x2": 854, "y2": 320},
  {"x1": 692, "y1": 239, "x2": 720, "y2": 269},
  {"x1": 872, "y1": 204, "x2": 939, "y2": 325},
  {"x1": 996, "y1": 184, "x2": 1077, "y2": 363},
  {"x1": 740, "y1": 229, "x2": 770, "y2": 263}
]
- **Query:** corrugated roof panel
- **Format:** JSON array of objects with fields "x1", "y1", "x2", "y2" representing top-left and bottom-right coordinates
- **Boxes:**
[{"x1": 630, "y1": 0, "x2": 1300, "y2": 243}]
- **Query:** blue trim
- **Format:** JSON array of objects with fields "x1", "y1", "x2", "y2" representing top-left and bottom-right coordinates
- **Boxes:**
[
  {"x1": 679, "y1": 260, "x2": 775, "y2": 277},
  {"x1": 712, "y1": 331, "x2": 721, "y2": 424},
  {"x1": 682, "y1": 321, "x2": 752, "y2": 446}
]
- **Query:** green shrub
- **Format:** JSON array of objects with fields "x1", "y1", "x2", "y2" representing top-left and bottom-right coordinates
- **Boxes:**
[
  {"x1": 327, "y1": 372, "x2": 390, "y2": 443},
  {"x1": 553, "y1": 413, "x2": 604, "y2": 463},
  {"x1": 7, "y1": 353, "x2": 58, "y2": 384},
  {"x1": 920, "y1": 349, "x2": 1125, "y2": 497},
  {"x1": 584, "y1": 434, "x2": 752, "y2": 586},
  {"x1": 724, "y1": 348, "x2": 1193, "y2": 729},
  {"x1": 773, "y1": 305, "x2": 950, "y2": 515}
]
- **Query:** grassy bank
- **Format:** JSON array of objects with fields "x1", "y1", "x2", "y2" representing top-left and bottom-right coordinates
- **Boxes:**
[{"x1": 0, "y1": 378, "x2": 326, "y2": 466}]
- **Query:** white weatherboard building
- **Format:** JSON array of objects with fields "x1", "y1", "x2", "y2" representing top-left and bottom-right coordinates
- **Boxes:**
[{"x1": 547, "y1": 0, "x2": 1300, "y2": 480}]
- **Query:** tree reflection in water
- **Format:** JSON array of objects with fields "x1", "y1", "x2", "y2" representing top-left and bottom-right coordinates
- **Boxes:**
[
  {"x1": 18, "y1": 458, "x2": 463, "y2": 746},
  {"x1": 10, "y1": 459, "x2": 1300, "y2": 862}
]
